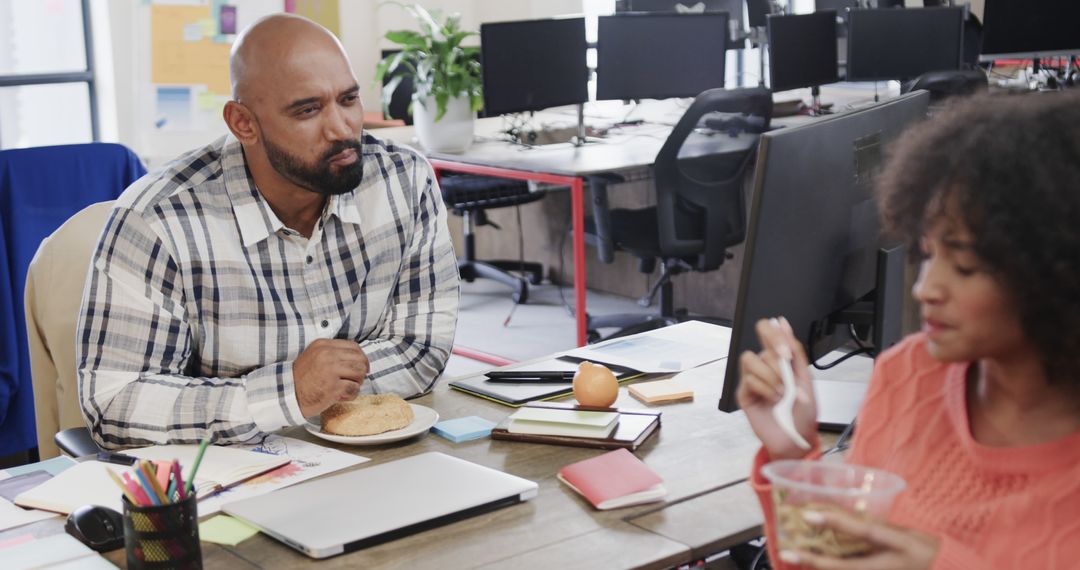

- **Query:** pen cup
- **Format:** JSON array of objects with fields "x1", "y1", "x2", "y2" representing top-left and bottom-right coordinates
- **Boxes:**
[{"x1": 123, "y1": 494, "x2": 202, "y2": 569}]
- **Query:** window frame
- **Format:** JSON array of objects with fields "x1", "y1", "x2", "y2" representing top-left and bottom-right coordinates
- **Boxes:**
[{"x1": 0, "y1": 0, "x2": 99, "y2": 146}]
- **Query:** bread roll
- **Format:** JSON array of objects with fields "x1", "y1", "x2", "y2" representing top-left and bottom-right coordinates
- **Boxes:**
[{"x1": 321, "y1": 394, "x2": 414, "y2": 436}]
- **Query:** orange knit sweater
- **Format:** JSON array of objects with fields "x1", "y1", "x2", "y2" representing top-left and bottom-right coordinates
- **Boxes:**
[{"x1": 752, "y1": 333, "x2": 1080, "y2": 569}]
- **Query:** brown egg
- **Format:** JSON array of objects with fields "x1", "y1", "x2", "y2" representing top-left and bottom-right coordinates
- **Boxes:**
[{"x1": 572, "y1": 361, "x2": 619, "y2": 407}]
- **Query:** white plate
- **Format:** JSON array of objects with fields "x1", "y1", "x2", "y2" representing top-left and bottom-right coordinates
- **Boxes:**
[{"x1": 305, "y1": 404, "x2": 439, "y2": 445}]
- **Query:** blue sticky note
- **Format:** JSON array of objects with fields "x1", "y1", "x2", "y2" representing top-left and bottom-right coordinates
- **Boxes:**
[{"x1": 431, "y1": 416, "x2": 498, "y2": 443}]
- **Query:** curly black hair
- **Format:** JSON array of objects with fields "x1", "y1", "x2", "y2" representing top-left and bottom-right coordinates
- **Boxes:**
[{"x1": 876, "y1": 91, "x2": 1080, "y2": 385}]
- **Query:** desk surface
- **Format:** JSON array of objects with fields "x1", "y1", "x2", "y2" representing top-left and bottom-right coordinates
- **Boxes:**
[
  {"x1": 375, "y1": 84, "x2": 895, "y2": 178},
  {"x1": 87, "y1": 354, "x2": 757, "y2": 569}
]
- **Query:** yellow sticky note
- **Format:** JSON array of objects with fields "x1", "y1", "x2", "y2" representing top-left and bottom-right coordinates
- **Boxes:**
[
  {"x1": 198, "y1": 515, "x2": 259, "y2": 546},
  {"x1": 199, "y1": 18, "x2": 217, "y2": 37},
  {"x1": 196, "y1": 91, "x2": 225, "y2": 112}
]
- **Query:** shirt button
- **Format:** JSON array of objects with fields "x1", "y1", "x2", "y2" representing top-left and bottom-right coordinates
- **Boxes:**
[
  {"x1": 321, "y1": 320, "x2": 329, "y2": 328},
  {"x1": 306, "y1": 255, "x2": 313, "y2": 264}
]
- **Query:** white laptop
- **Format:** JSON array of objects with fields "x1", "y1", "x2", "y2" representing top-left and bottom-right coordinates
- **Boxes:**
[{"x1": 222, "y1": 452, "x2": 538, "y2": 559}]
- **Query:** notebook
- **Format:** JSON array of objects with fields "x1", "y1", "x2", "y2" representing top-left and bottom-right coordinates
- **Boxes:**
[
  {"x1": 491, "y1": 403, "x2": 662, "y2": 451},
  {"x1": 448, "y1": 357, "x2": 642, "y2": 406},
  {"x1": 14, "y1": 445, "x2": 289, "y2": 515},
  {"x1": 507, "y1": 407, "x2": 619, "y2": 438},
  {"x1": 223, "y1": 452, "x2": 538, "y2": 559},
  {"x1": 557, "y1": 448, "x2": 666, "y2": 510}
]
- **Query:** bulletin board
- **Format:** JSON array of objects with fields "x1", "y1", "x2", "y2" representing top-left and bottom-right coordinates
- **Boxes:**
[{"x1": 146, "y1": 0, "x2": 339, "y2": 134}]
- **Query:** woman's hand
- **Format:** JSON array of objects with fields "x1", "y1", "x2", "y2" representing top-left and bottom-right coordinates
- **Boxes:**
[
  {"x1": 736, "y1": 317, "x2": 819, "y2": 460},
  {"x1": 778, "y1": 509, "x2": 940, "y2": 570}
]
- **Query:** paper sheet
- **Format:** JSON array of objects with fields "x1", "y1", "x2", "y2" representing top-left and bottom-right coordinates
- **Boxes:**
[
  {"x1": 198, "y1": 515, "x2": 260, "y2": 545},
  {"x1": 563, "y1": 321, "x2": 731, "y2": 372},
  {"x1": 195, "y1": 435, "x2": 368, "y2": 516},
  {"x1": 0, "y1": 497, "x2": 57, "y2": 533}
]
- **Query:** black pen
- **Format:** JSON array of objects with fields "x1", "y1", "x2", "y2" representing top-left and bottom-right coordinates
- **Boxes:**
[
  {"x1": 485, "y1": 371, "x2": 574, "y2": 383},
  {"x1": 97, "y1": 451, "x2": 137, "y2": 466}
]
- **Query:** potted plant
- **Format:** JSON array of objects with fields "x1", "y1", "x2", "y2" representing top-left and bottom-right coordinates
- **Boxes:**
[{"x1": 374, "y1": 3, "x2": 483, "y2": 153}]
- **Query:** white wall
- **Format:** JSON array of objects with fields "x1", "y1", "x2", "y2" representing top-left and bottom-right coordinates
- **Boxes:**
[{"x1": 98, "y1": 1, "x2": 586, "y2": 167}]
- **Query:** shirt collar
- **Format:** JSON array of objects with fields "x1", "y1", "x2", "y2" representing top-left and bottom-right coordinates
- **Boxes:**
[{"x1": 220, "y1": 135, "x2": 364, "y2": 247}]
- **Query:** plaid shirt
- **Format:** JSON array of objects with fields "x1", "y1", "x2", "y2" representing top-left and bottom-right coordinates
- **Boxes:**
[{"x1": 77, "y1": 133, "x2": 459, "y2": 448}]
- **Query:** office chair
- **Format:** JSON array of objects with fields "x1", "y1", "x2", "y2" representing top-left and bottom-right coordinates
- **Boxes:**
[
  {"x1": 26, "y1": 202, "x2": 115, "y2": 459},
  {"x1": 0, "y1": 143, "x2": 145, "y2": 463},
  {"x1": 583, "y1": 87, "x2": 772, "y2": 341},
  {"x1": 441, "y1": 174, "x2": 547, "y2": 304},
  {"x1": 901, "y1": 69, "x2": 988, "y2": 102}
]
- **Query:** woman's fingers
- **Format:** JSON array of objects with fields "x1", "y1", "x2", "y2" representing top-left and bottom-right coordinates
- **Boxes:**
[
  {"x1": 805, "y1": 509, "x2": 909, "y2": 551},
  {"x1": 738, "y1": 351, "x2": 784, "y2": 402}
]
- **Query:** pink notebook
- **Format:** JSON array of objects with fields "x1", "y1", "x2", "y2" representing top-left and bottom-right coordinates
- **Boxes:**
[{"x1": 557, "y1": 448, "x2": 666, "y2": 510}]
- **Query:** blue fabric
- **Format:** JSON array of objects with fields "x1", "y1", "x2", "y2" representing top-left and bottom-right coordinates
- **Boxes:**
[{"x1": 0, "y1": 143, "x2": 146, "y2": 457}]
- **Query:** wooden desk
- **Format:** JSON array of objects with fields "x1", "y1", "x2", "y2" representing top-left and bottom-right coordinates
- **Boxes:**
[
  {"x1": 80, "y1": 350, "x2": 759, "y2": 569},
  {"x1": 195, "y1": 364, "x2": 759, "y2": 569}
]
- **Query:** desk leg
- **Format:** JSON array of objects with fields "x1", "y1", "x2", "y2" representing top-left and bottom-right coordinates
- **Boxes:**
[{"x1": 571, "y1": 178, "x2": 587, "y2": 346}]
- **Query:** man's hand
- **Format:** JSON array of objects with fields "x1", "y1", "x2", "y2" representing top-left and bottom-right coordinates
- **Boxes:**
[
  {"x1": 778, "y1": 509, "x2": 940, "y2": 570},
  {"x1": 293, "y1": 339, "x2": 369, "y2": 418}
]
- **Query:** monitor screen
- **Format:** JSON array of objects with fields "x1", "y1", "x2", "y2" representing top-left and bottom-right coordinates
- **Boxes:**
[
  {"x1": 480, "y1": 18, "x2": 589, "y2": 116},
  {"x1": 718, "y1": 91, "x2": 930, "y2": 412},
  {"x1": 597, "y1": 13, "x2": 728, "y2": 101},
  {"x1": 980, "y1": 0, "x2": 1080, "y2": 60},
  {"x1": 767, "y1": 12, "x2": 839, "y2": 92},
  {"x1": 624, "y1": 0, "x2": 745, "y2": 49},
  {"x1": 846, "y1": 7, "x2": 965, "y2": 81}
]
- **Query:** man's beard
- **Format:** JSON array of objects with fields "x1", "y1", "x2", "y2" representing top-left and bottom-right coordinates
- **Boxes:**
[{"x1": 263, "y1": 136, "x2": 363, "y2": 196}]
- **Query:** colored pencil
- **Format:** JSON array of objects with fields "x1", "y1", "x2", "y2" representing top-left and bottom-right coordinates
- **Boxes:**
[{"x1": 184, "y1": 438, "x2": 211, "y2": 496}]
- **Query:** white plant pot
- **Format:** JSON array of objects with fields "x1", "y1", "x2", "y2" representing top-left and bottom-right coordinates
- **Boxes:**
[{"x1": 412, "y1": 95, "x2": 475, "y2": 153}]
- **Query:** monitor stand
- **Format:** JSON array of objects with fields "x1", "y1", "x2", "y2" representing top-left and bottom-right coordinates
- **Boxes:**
[{"x1": 808, "y1": 86, "x2": 832, "y2": 116}]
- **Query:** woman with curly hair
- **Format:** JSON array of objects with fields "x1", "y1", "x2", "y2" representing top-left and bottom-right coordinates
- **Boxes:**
[{"x1": 739, "y1": 91, "x2": 1080, "y2": 569}]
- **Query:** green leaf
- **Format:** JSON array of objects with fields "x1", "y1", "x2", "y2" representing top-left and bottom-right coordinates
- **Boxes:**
[
  {"x1": 384, "y1": 29, "x2": 424, "y2": 47},
  {"x1": 434, "y1": 91, "x2": 449, "y2": 121}
]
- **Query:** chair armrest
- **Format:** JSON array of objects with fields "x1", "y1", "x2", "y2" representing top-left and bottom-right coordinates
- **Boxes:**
[{"x1": 54, "y1": 427, "x2": 103, "y2": 458}]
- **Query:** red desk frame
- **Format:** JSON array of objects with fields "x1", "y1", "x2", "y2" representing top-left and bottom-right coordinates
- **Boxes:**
[{"x1": 429, "y1": 159, "x2": 589, "y2": 347}]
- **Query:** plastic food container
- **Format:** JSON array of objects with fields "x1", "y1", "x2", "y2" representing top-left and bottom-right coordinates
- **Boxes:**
[{"x1": 761, "y1": 460, "x2": 906, "y2": 558}]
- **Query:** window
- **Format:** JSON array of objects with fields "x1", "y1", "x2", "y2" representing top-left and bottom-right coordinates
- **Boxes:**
[{"x1": 0, "y1": 0, "x2": 98, "y2": 149}]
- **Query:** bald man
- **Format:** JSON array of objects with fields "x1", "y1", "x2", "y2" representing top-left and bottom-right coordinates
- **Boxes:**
[{"x1": 76, "y1": 15, "x2": 459, "y2": 448}]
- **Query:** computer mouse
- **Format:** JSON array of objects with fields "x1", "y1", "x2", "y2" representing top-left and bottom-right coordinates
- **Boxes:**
[{"x1": 65, "y1": 504, "x2": 125, "y2": 552}]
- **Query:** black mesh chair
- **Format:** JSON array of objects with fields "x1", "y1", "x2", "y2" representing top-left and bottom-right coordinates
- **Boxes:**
[
  {"x1": 441, "y1": 174, "x2": 546, "y2": 303},
  {"x1": 584, "y1": 87, "x2": 772, "y2": 341}
]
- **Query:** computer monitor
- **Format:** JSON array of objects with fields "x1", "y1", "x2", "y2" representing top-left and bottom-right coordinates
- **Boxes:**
[
  {"x1": 846, "y1": 7, "x2": 965, "y2": 81},
  {"x1": 814, "y1": 0, "x2": 859, "y2": 38},
  {"x1": 746, "y1": 0, "x2": 772, "y2": 28},
  {"x1": 480, "y1": 18, "x2": 589, "y2": 116},
  {"x1": 979, "y1": 0, "x2": 1080, "y2": 61},
  {"x1": 596, "y1": 13, "x2": 728, "y2": 101},
  {"x1": 767, "y1": 12, "x2": 839, "y2": 92},
  {"x1": 622, "y1": 0, "x2": 745, "y2": 50},
  {"x1": 718, "y1": 90, "x2": 930, "y2": 412}
]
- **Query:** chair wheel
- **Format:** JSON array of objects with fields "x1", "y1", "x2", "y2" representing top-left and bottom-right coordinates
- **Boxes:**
[
  {"x1": 587, "y1": 330, "x2": 603, "y2": 344},
  {"x1": 527, "y1": 272, "x2": 543, "y2": 286}
]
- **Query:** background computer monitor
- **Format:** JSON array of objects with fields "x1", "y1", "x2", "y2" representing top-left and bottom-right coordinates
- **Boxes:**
[
  {"x1": 718, "y1": 90, "x2": 930, "y2": 412},
  {"x1": 596, "y1": 13, "x2": 728, "y2": 101},
  {"x1": 979, "y1": 0, "x2": 1080, "y2": 61},
  {"x1": 621, "y1": 0, "x2": 746, "y2": 50},
  {"x1": 814, "y1": 0, "x2": 859, "y2": 38},
  {"x1": 480, "y1": 18, "x2": 589, "y2": 116},
  {"x1": 846, "y1": 7, "x2": 965, "y2": 81},
  {"x1": 767, "y1": 12, "x2": 839, "y2": 92}
]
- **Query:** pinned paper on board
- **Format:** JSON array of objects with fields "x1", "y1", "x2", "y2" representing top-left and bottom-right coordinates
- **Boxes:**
[
  {"x1": 155, "y1": 86, "x2": 194, "y2": 130},
  {"x1": 286, "y1": 0, "x2": 340, "y2": 37}
]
